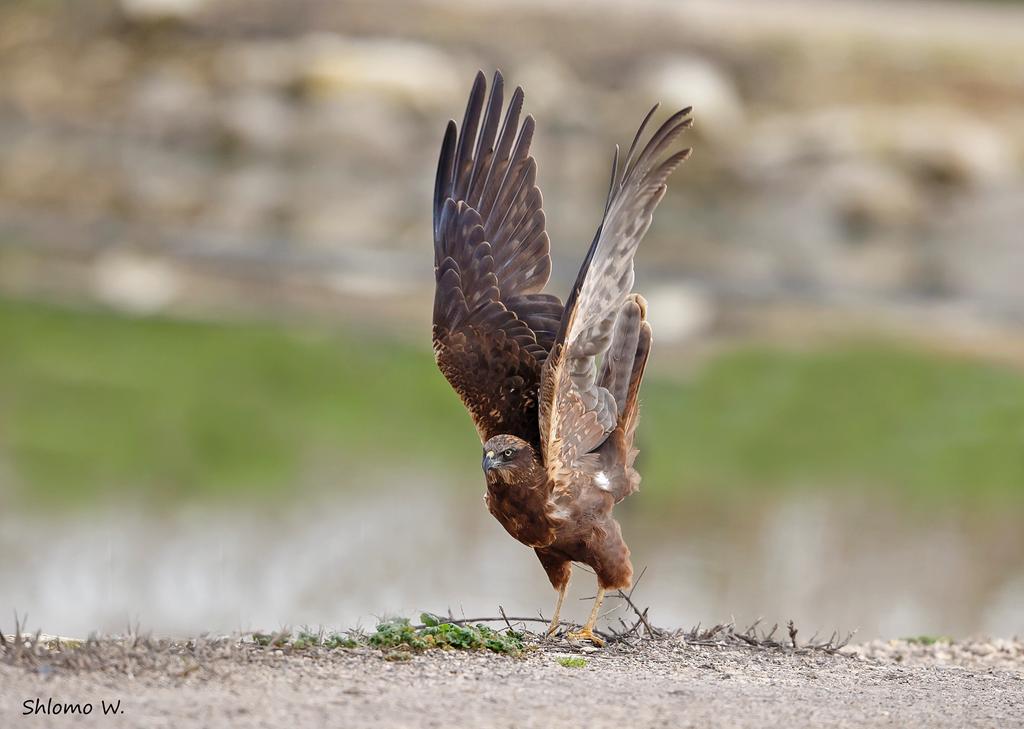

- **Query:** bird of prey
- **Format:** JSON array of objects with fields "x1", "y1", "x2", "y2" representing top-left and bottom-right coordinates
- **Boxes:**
[{"x1": 432, "y1": 70, "x2": 691, "y2": 645}]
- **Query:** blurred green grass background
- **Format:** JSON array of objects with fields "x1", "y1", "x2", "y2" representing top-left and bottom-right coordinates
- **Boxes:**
[{"x1": 3, "y1": 297, "x2": 1022, "y2": 510}]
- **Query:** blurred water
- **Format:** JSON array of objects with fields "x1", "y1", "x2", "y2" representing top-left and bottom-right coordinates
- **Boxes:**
[{"x1": 2, "y1": 486, "x2": 1021, "y2": 640}]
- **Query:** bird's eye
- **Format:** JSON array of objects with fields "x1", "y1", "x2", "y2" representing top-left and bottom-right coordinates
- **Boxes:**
[{"x1": 502, "y1": 449, "x2": 514, "y2": 459}]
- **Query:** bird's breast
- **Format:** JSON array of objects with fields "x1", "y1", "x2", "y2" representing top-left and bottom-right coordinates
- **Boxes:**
[{"x1": 484, "y1": 476, "x2": 556, "y2": 548}]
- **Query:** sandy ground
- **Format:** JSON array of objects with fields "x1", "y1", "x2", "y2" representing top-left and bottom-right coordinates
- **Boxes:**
[{"x1": 1, "y1": 636, "x2": 1022, "y2": 729}]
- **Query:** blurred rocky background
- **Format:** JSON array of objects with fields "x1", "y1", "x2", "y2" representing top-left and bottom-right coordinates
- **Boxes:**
[
  {"x1": 2, "y1": 0, "x2": 1023, "y2": 346},
  {"x1": 1, "y1": 0, "x2": 1023, "y2": 641}
]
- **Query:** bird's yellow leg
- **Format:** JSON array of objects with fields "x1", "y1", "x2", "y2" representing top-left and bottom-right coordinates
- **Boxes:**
[
  {"x1": 567, "y1": 587, "x2": 606, "y2": 646},
  {"x1": 545, "y1": 581, "x2": 569, "y2": 637}
]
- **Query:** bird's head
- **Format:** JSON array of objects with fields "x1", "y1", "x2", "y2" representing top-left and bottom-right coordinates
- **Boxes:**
[{"x1": 482, "y1": 435, "x2": 537, "y2": 480}]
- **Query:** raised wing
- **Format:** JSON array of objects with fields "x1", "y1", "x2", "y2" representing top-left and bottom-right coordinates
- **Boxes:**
[
  {"x1": 433, "y1": 71, "x2": 563, "y2": 445},
  {"x1": 539, "y1": 106, "x2": 692, "y2": 483}
]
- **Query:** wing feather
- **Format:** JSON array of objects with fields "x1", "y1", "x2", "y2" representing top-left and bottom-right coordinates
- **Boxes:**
[
  {"x1": 433, "y1": 71, "x2": 561, "y2": 445},
  {"x1": 539, "y1": 107, "x2": 692, "y2": 484}
]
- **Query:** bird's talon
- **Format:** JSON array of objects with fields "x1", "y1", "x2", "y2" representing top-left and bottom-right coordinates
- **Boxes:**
[{"x1": 566, "y1": 629, "x2": 605, "y2": 647}]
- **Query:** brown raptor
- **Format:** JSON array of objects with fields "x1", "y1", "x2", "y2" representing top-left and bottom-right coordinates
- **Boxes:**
[{"x1": 432, "y1": 70, "x2": 691, "y2": 644}]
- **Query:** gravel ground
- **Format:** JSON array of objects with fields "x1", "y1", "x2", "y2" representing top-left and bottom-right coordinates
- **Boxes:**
[{"x1": 1, "y1": 635, "x2": 1022, "y2": 729}]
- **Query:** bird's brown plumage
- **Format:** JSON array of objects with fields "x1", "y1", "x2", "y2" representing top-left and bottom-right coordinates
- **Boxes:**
[{"x1": 433, "y1": 70, "x2": 690, "y2": 600}]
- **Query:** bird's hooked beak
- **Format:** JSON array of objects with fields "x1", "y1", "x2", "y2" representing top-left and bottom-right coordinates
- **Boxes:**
[{"x1": 482, "y1": 450, "x2": 498, "y2": 472}]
